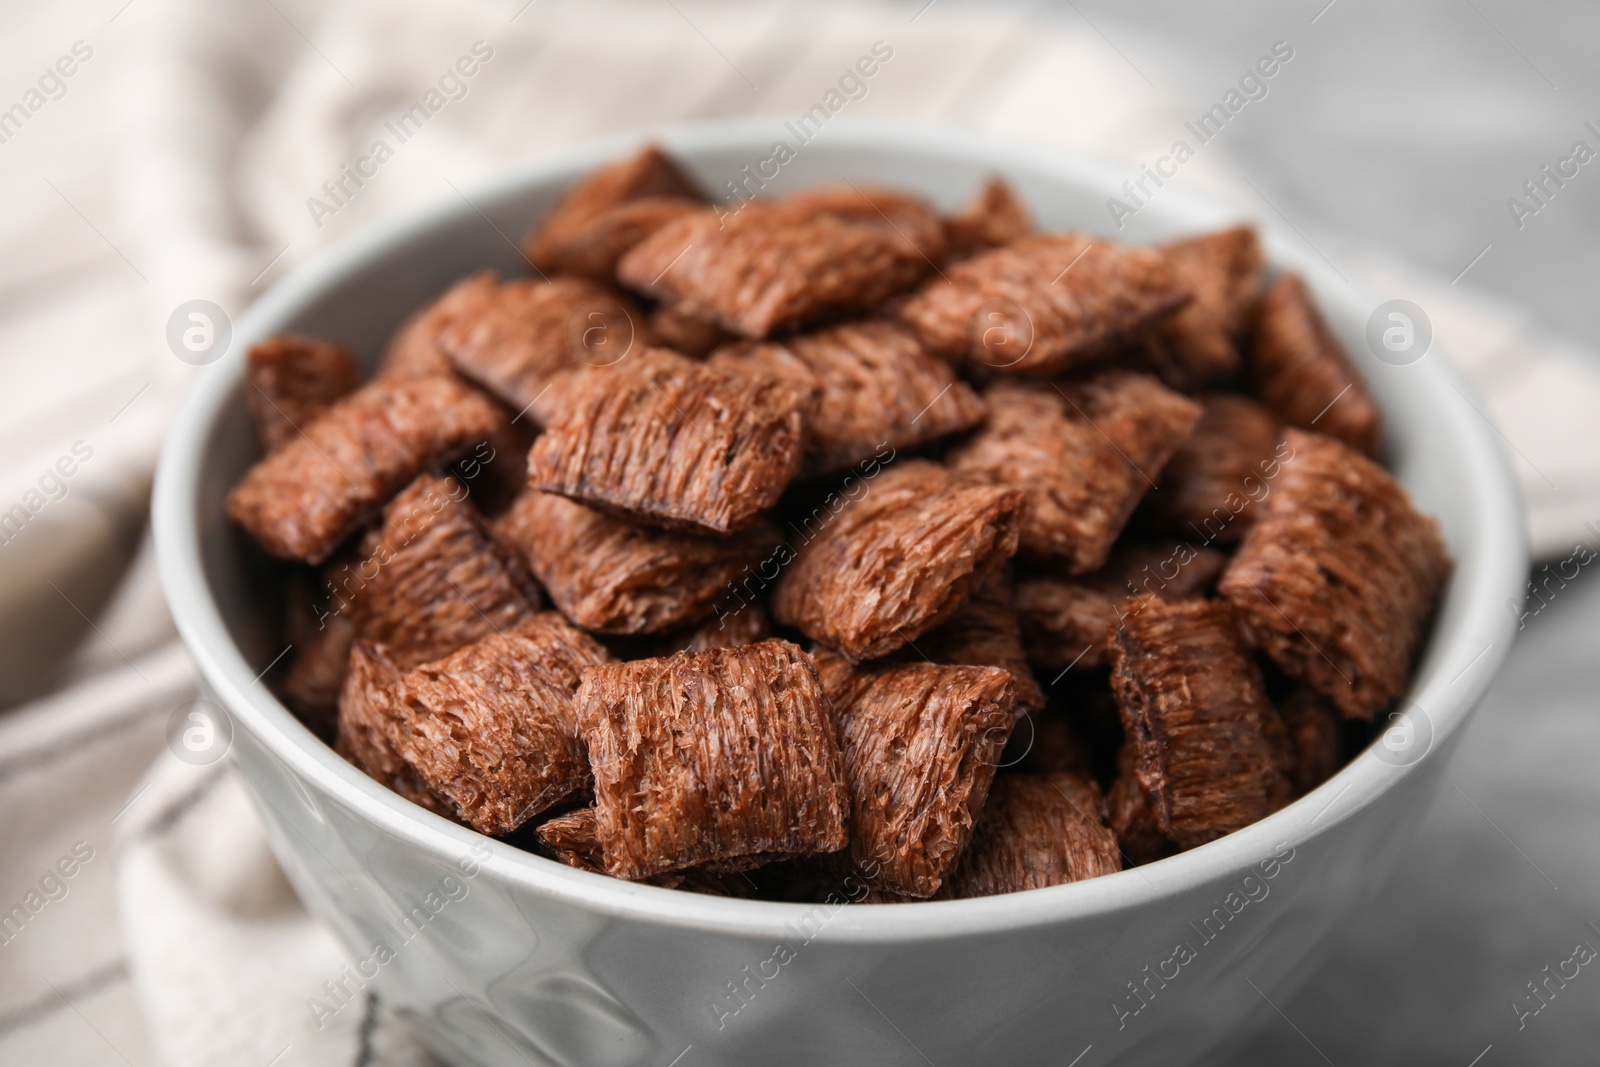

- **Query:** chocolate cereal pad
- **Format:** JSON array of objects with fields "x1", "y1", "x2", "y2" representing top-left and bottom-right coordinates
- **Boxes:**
[
  {"x1": 526, "y1": 349, "x2": 808, "y2": 534},
  {"x1": 1107, "y1": 740, "x2": 1176, "y2": 865},
  {"x1": 770, "y1": 459, "x2": 1025, "y2": 661},
  {"x1": 1135, "y1": 392, "x2": 1285, "y2": 543},
  {"x1": 1110, "y1": 597, "x2": 1293, "y2": 847},
  {"x1": 1218, "y1": 428, "x2": 1451, "y2": 720},
  {"x1": 948, "y1": 372, "x2": 1200, "y2": 572},
  {"x1": 387, "y1": 614, "x2": 609, "y2": 835},
  {"x1": 942, "y1": 177, "x2": 1034, "y2": 261},
  {"x1": 523, "y1": 143, "x2": 706, "y2": 280},
  {"x1": 434, "y1": 271, "x2": 645, "y2": 418},
  {"x1": 899, "y1": 233, "x2": 1190, "y2": 375},
  {"x1": 335, "y1": 640, "x2": 455, "y2": 819},
  {"x1": 376, "y1": 290, "x2": 465, "y2": 379},
  {"x1": 1249, "y1": 272, "x2": 1382, "y2": 457},
  {"x1": 534, "y1": 806, "x2": 758, "y2": 896},
  {"x1": 812, "y1": 649, "x2": 1017, "y2": 898},
  {"x1": 617, "y1": 201, "x2": 933, "y2": 338},
  {"x1": 358, "y1": 474, "x2": 540, "y2": 672},
  {"x1": 1275, "y1": 685, "x2": 1344, "y2": 795},
  {"x1": 576, "y1": 640, "x2": 849, "y2": 880},
  {"x1": 784, "y1": 183, "x2": 949, "y2": 264},
  {"x1": 1134, "y1": 225, "x2": 1264, "y2": 391},
  {"x1": 244, "y1": 334, "x2": 360, "y2": 453},
  {"x1": 494, "y1": 488, "x2": 781, "y2": 634},
  {"x1": 939, "y1": 772, "x2": 1122, "y2": 898},
  {"x1": 226, "y1": 374, "x2": 503, "y2": 564}
]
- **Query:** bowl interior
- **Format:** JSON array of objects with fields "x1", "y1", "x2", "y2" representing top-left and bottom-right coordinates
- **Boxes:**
[{"x1": 156, "y1": 118, "x2": 1527, "y2": 939}]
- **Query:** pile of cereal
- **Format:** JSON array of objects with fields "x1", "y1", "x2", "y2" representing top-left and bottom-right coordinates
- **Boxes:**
[{"x1": 228, "y1": 144, "x2": 1451, "y2": 902}]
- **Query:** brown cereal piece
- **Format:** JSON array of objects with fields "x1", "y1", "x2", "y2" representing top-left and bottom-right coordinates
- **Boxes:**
[
  {"x1": 226, "y1": 375, "x2": 504, "y2": 564},
  {"x1": 898, "y1": 233, "x2": 1189, "y2": 376},
  {"x1": 1108, "y1": 597, "x2": 1292, "y2": 847},
  {"x1": 524, "y1": 144, "x2": 705, "y2": 279},
  {"x1": 576, "y1": 640, "x2": 849, "y2": 880},
  {"x1": 1249, "y1": 272, "x2": 1382, "y2": 456},
  {"x1": 1107, "y1": 742, "x2": 1176, "y2": 864},
  {"x1": 536, "y1": 807, "x2": 758, "y2": 896},
  {"x1": 647, "y1": 302, "x2": 731, "y2": 358},
  {"x1": 311, "y1": 526, "x2": 386, "y2": 628},
  {"x1": 903, "y1": 569, "x2": 1044, "y2": 717},
  {"x1": 1137, "y1": 393, "x2": 1283, "y2": 542},
  {"x1": 940, "y1": 772, "x2": 1121, "y2": 898},
  {"x1": 434, "y1": 271, "x2": 644, "y2": 417},
  {"x1": 387, "y1": 614, "x2": 609, "y2": 835},
  {"x1": 526, "y1": 349, "x2": 808, "y2": 534},
  {"x1": 1068, "y1": 370, "x2": 1206, "y2": 479},
  {"x1": 1015, "y1": 542, "x2": 1228, "y2": 672},
  {"x1": 359, "y1": 474, "x2": 540, "y2": 671},
  {"x1": 813, "y1": 650, "x2": 1016, "y2": 897},
  {"x1": 1015, "y1": 568, "x2": 1122, "y2": 674},
  {"x1": 1218, "y1": 429, "x2": 1450, "y2": 720},
  {"x1": 616, "y1": 202, "x2": 933, "y2": 338},
  {"x1": 785, "y1": 184, "x2": 948, "y2": 263},
  {"x1": 536, "y1": 806, "x2": 605, "y2": 871},
  {"x1": 770, "y1": 459, "x2": 1024, "y2": 661},
  {"x1": 335, "y1": 641, "x2": 454, "y2": 817},
  {"x1": 1277, "y1": 686, "x2": 1343, "y2": 794},
  {"x1": 1138, "y1": 226, "x2": 1264, "y2": 390},
  {"x1": 943, "y1": 177, "x2": 1033, "y2": 260},
  {"x1": 245, "y1": 335, "x2": 360, "y2": 452},
  {"x1": 536, "y1": 198, "x2": 706, "y2": 281},
  {"x1": 703, "y1": 338, "x2": 821, "y2": 414},
  {"x1": 947, "y1": 373, "x2": 1200, "y2": 571},
  {"x1": 495, "y1": 489, "x2": 781, "y2": 634},
  {"x1": 280, "y1": 608, "x2": 357, "y2": 737},
  {"x1": 541, "y1": 145, "x2": 702, "y2": 221},
  {"x1": 709, "y1": 320, "x2": 986, "y2": 477},
  {"x1": 377, "y1": 281, "x2": 483, "y2": 379}
]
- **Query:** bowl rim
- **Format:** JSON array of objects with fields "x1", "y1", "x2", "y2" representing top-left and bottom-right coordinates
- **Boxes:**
[{"x1": 152, "y1": 116, "x2": 1528, "y2": 945}]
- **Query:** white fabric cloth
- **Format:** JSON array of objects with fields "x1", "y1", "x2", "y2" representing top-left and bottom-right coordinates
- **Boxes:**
[{"x1": 3, "y1": 1, "x2": 1599, "y2": 1064}]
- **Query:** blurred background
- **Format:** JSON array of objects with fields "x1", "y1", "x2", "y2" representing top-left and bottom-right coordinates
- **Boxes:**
[{"x1": 1, "y1": 1, "x2": 1596, "y2": 1064}]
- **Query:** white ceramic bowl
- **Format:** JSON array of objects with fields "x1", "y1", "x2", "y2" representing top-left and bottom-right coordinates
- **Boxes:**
[{"x1": 153, "y1": 119, "x2": 1526, "y2": 1067}]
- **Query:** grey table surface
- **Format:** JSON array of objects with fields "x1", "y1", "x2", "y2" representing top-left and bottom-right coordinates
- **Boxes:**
[{"x1": 1026, "y1": 1, "x2": 1600, "y2": 1062}]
